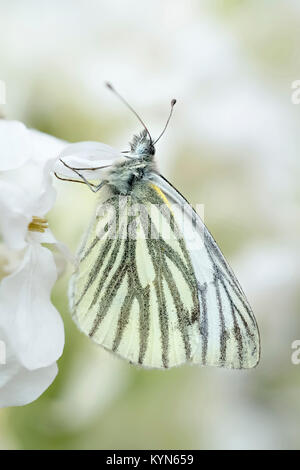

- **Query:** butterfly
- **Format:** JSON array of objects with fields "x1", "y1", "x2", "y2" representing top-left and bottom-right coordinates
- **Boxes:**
[{"x1": 55, "y1": 83, "x2": 260, "y2": 370}]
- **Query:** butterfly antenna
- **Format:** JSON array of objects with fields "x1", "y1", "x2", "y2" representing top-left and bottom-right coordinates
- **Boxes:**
[
  {"x1": 154, "y1": 99, "x2": 176, "y2": 144},
  {"x1": 105, "y1": 82, "x2": 153, "y2": 142}
]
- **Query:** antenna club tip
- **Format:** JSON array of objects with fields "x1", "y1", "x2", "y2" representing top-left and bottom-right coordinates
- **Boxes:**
[
  {"x1": 171, "y1": 98, "x2": 177, "y2": 106},
  {"x1": 105, "y1": 81, "x2": 114, "y2": 90}
]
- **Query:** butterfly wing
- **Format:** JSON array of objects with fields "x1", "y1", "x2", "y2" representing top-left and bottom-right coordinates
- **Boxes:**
[
  {"x1": 69, "y1": 182, "x2": 202, "y2": 369},
  {"x1": 150, "y1": 173, "x2": 260, "y2": 369},
  {"x1": 55, "y1": 141, "x2": 122, "y2": 179}
]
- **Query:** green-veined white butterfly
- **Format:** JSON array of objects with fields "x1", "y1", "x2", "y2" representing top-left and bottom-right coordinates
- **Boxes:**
[{"x1": 56, "y1": 83, "x2": 260, "y2": 370}]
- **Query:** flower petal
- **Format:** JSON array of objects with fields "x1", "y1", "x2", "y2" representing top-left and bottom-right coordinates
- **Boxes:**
[
  {"x1": 0, "y1": 364, "x2": 58, "y2": 408},
  {"x1": 0, "y1": 180, "x2": 31, "y2": 250},
  {"x1": 0, "y1": 120, "x2": 32, "y2": 171},
  {"x1": 0, "y1": 336, "x2": 58, "y2": 408},
  {"x1": 28, "y1": 228, "x2": 74, "y2": 277},
  {"x1": 55, "y1": 141, "x2": 121, "y2": 179},
  {"x1": 0, "y1": 159, "x2": 58, "y2": 250},
  {"x1": 32, "y1": 157, "x2": 57, "y2": 216},
  {"x1": 0, "y1": 244, "x2": 65, "y2": 369},
  {"x1": 1, "y1": 125, "x2": 66, "y2": 219},
  {"x1": 28, "y1": 228, "x2": 74, "y2": 265},
  {"x1": 29, "y1": 128, "x2": 66, "y2": 164},
  {"x1": 28, "y1": 130, "x2": 66, "y2": 214},
  {"x1": 0, "y1": 157, "x2": 59, "y2": 249}
]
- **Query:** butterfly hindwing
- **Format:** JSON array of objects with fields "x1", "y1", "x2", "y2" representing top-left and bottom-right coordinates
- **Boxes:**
[{"x1": 70, "y1": 182, "x2": 201, "y2": 369}]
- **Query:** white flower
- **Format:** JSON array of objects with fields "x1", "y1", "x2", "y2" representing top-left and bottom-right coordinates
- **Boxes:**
[
  {"x1": 0, "y1": 120, "x2": 67, "y2": 407},
  {"x1": 0, "y1": 326, "x2": 58, "y2": 407},
  {"x1": 0, "y1": 121, "x2": 32, "y2": 171}
]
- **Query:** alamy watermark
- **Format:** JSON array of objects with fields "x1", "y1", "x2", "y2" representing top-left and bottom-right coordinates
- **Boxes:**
[
  {"x1": 291, "y1": 80, "x2": 300, "y2": 104},
  {"x1": 0, "y1": 340, "x2": 6, "y2": 365},
  {"x1": 95, "y1": 198, "x2": 206, "y2": 251},
  {"x1": 291, "y1": 340, "x2": 300, "y2": 365},
  {"x1": 0, "y1": 80, "x2": 6, "y2": 105}
]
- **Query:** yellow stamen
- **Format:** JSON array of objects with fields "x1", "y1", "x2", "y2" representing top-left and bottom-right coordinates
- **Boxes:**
[{"x1": 28, "y1": 216, "x2": 48, "y2": 233}]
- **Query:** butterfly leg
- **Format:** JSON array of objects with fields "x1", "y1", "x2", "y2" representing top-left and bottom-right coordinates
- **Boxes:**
[
  {"x1": 59, "y1": 159, "x2": 108, "y2": 193},
  {"x1": 92, "y1": 181, "x2": 107, "y2": 192},
  {"x1": 54, "y1": 172, "x2": 91, "y2": 186}
]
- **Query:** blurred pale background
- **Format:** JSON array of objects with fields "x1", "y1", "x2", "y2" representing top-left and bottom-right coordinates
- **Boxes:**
[{"x1": 0, "y1": 0, "x2": 300, "y2": 450}]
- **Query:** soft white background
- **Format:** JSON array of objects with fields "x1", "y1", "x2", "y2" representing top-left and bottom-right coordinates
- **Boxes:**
[{"x1": 0, "y1": 0, "x2": 300, "y2": 450}]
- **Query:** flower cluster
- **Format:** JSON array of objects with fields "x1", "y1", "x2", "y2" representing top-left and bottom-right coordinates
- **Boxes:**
[{"x1": 0, "y1": 120, "x2": 67, "y2": 407}]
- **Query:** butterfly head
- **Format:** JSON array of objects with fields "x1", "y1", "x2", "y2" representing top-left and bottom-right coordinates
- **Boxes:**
[{"x1": 130, "y1": 129, "x2": 155, "y2": 160}]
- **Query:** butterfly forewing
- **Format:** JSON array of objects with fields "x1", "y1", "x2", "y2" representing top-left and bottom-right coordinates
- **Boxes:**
[{"x1": 151, "y1": 173, "x2": 260, "y2": 369}]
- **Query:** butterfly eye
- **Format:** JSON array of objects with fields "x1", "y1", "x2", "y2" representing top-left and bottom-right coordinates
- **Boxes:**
[{"x1": 149, "y1": 144, "x2": 155, "y2": 155}]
